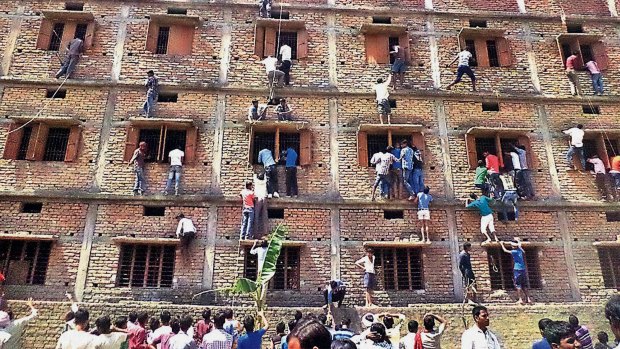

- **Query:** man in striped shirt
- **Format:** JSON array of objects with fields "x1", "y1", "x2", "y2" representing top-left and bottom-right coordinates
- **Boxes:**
[{"x1": 371, "y1": 146, "x2": 398, "y2": 201}]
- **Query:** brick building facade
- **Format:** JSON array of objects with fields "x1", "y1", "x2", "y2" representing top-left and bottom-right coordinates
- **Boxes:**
[{"x1": 1, "y1": 0, "x2": 620, "y2": 313}]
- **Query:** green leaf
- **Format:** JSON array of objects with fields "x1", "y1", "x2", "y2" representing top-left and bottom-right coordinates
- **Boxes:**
[
  {"x1": 230, "y1": 278, "x2": 259, "y2": 294},
  {"x1": 257, "y1": 224, "x2": 287, "y2": 284}
]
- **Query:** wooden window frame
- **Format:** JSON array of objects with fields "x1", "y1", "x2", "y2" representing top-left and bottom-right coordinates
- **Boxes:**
[
  {"x1": 598, "y1": 247, "x2": 620, "y2": 289},
  {"x1": 123, "y1": 124, "x2": 198, "y2": 164},
  {"x1": 458, "y1": 28, "x2": 512, "y2": 68},
  {"x1": 248, "y1": 125, "x2": 311, "y2": 166},
  {"x1": 465, "y1": 131, "x2": 536, "y2": 170},
  {"x1": 357, "y1": 129, "x2": 424, "y2": 167},
  {"x1": 145, "y1": 14, "x2": 200, "y2": 55},
  {"x1": 486, "y1": 246, "x2": 542, "y2": 290},
  {"x1": 3, "y1": 122, "x2": 81, "y2": 162},
  {"x1": 361, "y1": 24, "x2": 410, "y2": 65},
  {"x1": 0, "y1": 239, "x2": 53, "y2": 285},
  {"x1": 556, "y1": 34, "x2": 608, "y2": 71},
  {"x1": 570, "y1": 131, "x2": 618, "y2": 170},
  {"x1": 243, "y1": 246, "x2": 301, "y2": 290},
  {"x1": 374, "y1": 247, "x2": 424, "y2": 291},
  {"x1": 116, "y1": 243, "x2": 176, "y2": 288},
  {"x1": 254, "y1": 19, "x2": 308, "y2": 60},
  {"x1": 36, "y1": 11, "x2": 95, "y2": 51}
]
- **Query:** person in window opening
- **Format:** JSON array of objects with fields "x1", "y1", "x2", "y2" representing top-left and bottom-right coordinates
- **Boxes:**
[
  {"x1": 374, "y1": 75, "x2": 392, "y2": 124},
  {"x1": 504, "y1": 149, "x2": 521, "y2": 178},
  {"x1": 164, "y1": 146, "x2": 184, "y2": 196},
  {"x1": 498, "y1": 171, "x2": 519, "y2": 222},
  {"x1": 569, "y1": 315, "x2": 593, "y2": 349},
  {"x1": 389, "y1": 143, "x2": 403, "y2": 199},
  {"x1": 460, "y1": 306, "x2": 501, "y2": 349},
  {"x1": 543, "y1": 321, "x2": 581, "y2": 349},
  {"x1": 323, "y1": 280, "x2": 346, "y2": 313},
  {"x1": 262, "y1": 55, "x2": 285, "y2": 88},
  {"x1": 129, "y1": 141, "x2": 148, "y2": 196},
  {"x1": 411, "y1": 145, "x2": 424, "y2": 195},
  {"x1": 258, "y1": 148, "x2": 280, "y2": 198},
  {"x1": 445, "y1": 46, "x2": 476, "y2": 92},
  {"x1": 176, "y1": 214, "x2": 196, "y2": 247},
  {"x1": 585, "y1": 58, "x2": 604, "y2": 96},
  {"x1": 249, "y1": 100, "x2": 269, "y2": 121},
  {"x1": 355, "y1": 248, "x2": 376, "y2": 307},
  {"x1": 390, "y1": 44, "x2": 407, "y2": 89},
  {"x1": 474, "y1": 160, "x2": 488, "y2": 195},
  {"x1": 466, "y1": 193, "x2": 498, "y2": 244},
  {"x1": 0, "y1": 297, "x2": 38, "y2": 349},
  {"x1": 371, "y1": 146, "x2": 398, "y2": 201},
  {"x1": 282, "y1": 146, "x2": 298, "y2": 197},
  {"x1": 458, "y1": 242, "x2": 478, "y2": 305},
  {"x1": 499, "y1": 237, "x2": 532, "y2": 305},
  {"x1": 55, "y1": 34, "x2": 83, "y2": 79},
  {"x1": 279, "y1": 44, "x2": 293, "y2": 86},
  {"x1": 483, "y1": 151, "x2": 503, "y2": 199},
  {"x1": 605, "y1": 295, "x2": 620, "y2": 349},
  {"x1": 588, "y1": 154, "x2": 616, "y2": 201},
  {"x1": 564, "y1": 124, "x2": 586, "y2": 170},
  {"x1": 240, "y1": 181, "x2": 256, "y2": 240},
  {"x1": 399, "y1": 140, "x2": 417, "y2": 201},
  {"x1": 566, "y1": 51, "x2": 582, "y2": 96},
  {"x1": 238, "y1": 312, "x2": 270, "y2": 349},
  {"x1": 276, "y1": 99, "x2": 293, "y2": 121},
  {"x1": 253, "y1": 173, "x2": 268, "y2": 238},
  {"x1": 610, "y1": 154, "x2": 620, "y2": 192},
  {"x1": 143, "y1": 70, "x2": 159, "y2": 118},
  {"x1": 412, "y1": 186, "x2": 433, "y2": 243},
  {"x1": 259, "y1": 0, "x2": 272, "y2": 18},
  {"x1": 511, "y1": 143, "x2": 535, "y2": 200}
]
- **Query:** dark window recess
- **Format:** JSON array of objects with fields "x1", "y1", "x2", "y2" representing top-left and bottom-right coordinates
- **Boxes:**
[
  {"x1": 487, "y1": 247, "x2": 541, "y2": 290},
  {"x1": 117, "y1": 244, "x2": 175, "y2": 288},
  {"x1": 482, "y1": 102, "x2": 500, "y2": 112},
  {"x1": 253, "y1": 132, "x2": 276, "y2": 164},
  {"x1": 244, "y1": 246, "x2": 300, "y2": 290},
  {"x1": 497, "y1": 211, "x2": 517, "y2": 221},
  {"x1": 65, "y1": 2, "x2": 84, "y2": 11},
  {"x1": 388, "y1": 37, "x2": 399, "y2": 64},
  {"x1": 582, "y1": 139, "x2": 598, "y2": 171},
  {"x1": 167, "y1": 7, "x2": 188, "y2": 15},
  {"x1": 566, "y1": 23, "x2": 584, "y2": 33},
  {"x1": 583, "y1": 105, "x2": 600, "y2": 114},
  {"x1": 156, "y1": 27, "x2": 170, "y2": 54},
  {"x1": 0, "y1": 240, "x2": 52, "y2": 285},
  {"x1": 46, "y1": 89, "x2": 66, "y2": 99},
  {"x1": 143, "y1": 206, "x2": 166, "y2": 217},
  {"x1": 384, "y1": 210, "x2": 404, "y2": 219},
  {"x1": 372, "y1": 16, "x2": 392, "y2": 24},
  {"x1": 475, "y1": 137, "x2": 496, "y2": 161},
  {"x1": 21, "y1": 202, "x2": 43, "y2": 213},
  {"x1": 277, "y1": 32, "x2": 298, "y2": 60},
  {"x1": 499, "y1": 138, "x2": 518, "y2": 156},
  {"x1": 158, "y1": 93, "x2": 178, "y2": 103},
  {"x1": 43, "y1": 128, "x2": 70, "y2": 161},
  {"x1": 598, "y1": 247, "x2": 620, "y2": 289},
  {"x1": 162, "y1": 130, "x2": 186, "y2": 163},
  {"x1": 580, "y1": 44, "x2": 594, "y2": 64},
  {"x1": 268, "y1": 208, "x2": 285, "y2": 219},
  {"x1": 366, "y1": 134, "x2": 389, "y2": 167},
  {"x1": 49, "y1": 23, "x2": 65, "y2": 51},
  {"x1": 469, "y1": 20, "x2": 487, "y2": 28},
  {"x1": 75, "y1": 23, "x2": 88, "y2": 41},
  {"x1": 139, "y1": 129, "x2": 162, "y2": 163},
  {"x1": 17, "y1": 126, "x2": 33, "y2": 160},
  {"x1": 271, "y1": 11, "x2": 290, "y2": 19},
  {"x1": 392, "y1": 134, "x2": 412, "y2": 149},
  {"x1": 375, "y1": 248, "x2": 424, "y2": 290},
  {"x1": 606, "y1": 212, "x2": 620, "y2": 222},
  {"x1": 486, "y1": 40, "x2": 499, "y2": 67},
  {"x1": 465, "y1": 39, "x2": 478, "y2": 67},
  {"x1": 388, "y1": 99, "x2": 397, "y2": 108},
  {"x1": 279, "y1": 133, "x2": 300, "y2": 165}
]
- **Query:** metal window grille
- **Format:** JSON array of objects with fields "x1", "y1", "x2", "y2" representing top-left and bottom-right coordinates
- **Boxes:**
[
  {"x1": 156, "y1": 27, "x2": 170, "y2": 54},
  {"x1": 117, "y1": 244, "x2": 175, "y2": 288},
  {"x1": 465, "y1": 39, "x2": 478, "y2": 67},
  {"x1": 0, "y1": 240, "x2": 52, "y2": 285},
  {"x1": 375, "y1": 248, "x2": 424, "y2": 290},
  {"x1": 487, "y1": 247, "x2": 541, "y2": 290},
  {"x1": 279, "y1": 132, "x2": 300, "y2": 165},
  {"x1": 253, "y1": 132, "x2": 276, "y2": 165},
  {"x1": 388, "y1": 37, "x2": 399, "y2": 64},
  {"x1": 163, "y1": 129, "x2": 187, "y2": 163},
  {"x1": 43, "y1": 128, "x2": 70, "y2": 161},
  {"x1": 582, "y1": 139, "x2": 598, "y2": 171},
  {"x1": 580, "y1": 44, "x2": 594, "y2": 63},
  {"x1": 75, "y1": 23, "x2": 88, "y2": 41},
  {"x1": 598, "y1": 247, "x2": 620, "y2": 289},
  {"x1": 139, "y1": 129, "x2": 162, "y2": 163},
  {"x1": 486, "y1": 40, "x2": 499, "y2": 67},
  {"x1": 244, "y1": 247, "x2": 300, "y2": 290},
  {"x1": 17, "y1": 126, "x2": 33, "y2": 160},
  {"x1": 367, "y1": 134, "x2": 389, "y2": 167},
  {"x1": 277, "y1": 32, "x2": 298, "y2": 59},
  {"x1": 475, "y1": 137, "x2": 496, "y2": 161},
  {"x1": 49, "y1": 23, "x2": 65, "y2": 51},
  {"x1": 391, "y1": 134, "x2": 412, "y2": 148}
]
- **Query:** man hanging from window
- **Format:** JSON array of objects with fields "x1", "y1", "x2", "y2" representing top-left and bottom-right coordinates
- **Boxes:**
[
  {"x1": 498, "y1": 171, "x2": 519, "y2": 222},
  {"x1": 483, "y1": 151, "x2": 503, "y2": 199},
  {"x1": 275, "y1": 98, "x2": 293, "y2": 121},
  {"x1": 129, "y1": 141, "x2": 148, "y2": 196},
  {"x1": 248, "y1": 100, "x2": 269, "y2": 121},
  {"x1": 564, "y1": 124, "x2": 585, "y2": 170},
  {"x1": 588, "y1": 154, "x2": 616, "y2": 201},
  {"x1": 585, "y1": 58, "x2": 604, "y2": 96},
  {"x1": 445, "y1": 46, "x2": 476, "y2": 92},
  {"x1": 258, "y1": 0, "x2": 272, "y2": 18},
  {"x1": 240, "y1": 181, "x2": 256, "y2": 240},
  {"x1": 499, "y1": 238, "x2": 532, "y2": 305},
  {"x1": 258, "y1": 148, "x2": 280, "y2": 198},
  {"x1": 143, "y1": 70, "x2": 159, "y2": 118},
  {"x1": 399, "y1": 140, "x2": 416, "y2": 201},
  {"x1": 261, "y1": 56, "x2": 285, "y2": 88},
  {"x1": 565, "y1": 51, "x2": 582, "y2": 96},
  {"x1": 511, "y1": 144, "x2": 535, "y2": 200},
  {"x1": 371, "y1": 146, "x2": 398, "y2": 201},
  {"x1": 412, "y1": 186, "x2": 433, "y2": 243},
  {"x1": 282, "y1": 146, "x2": 298, "y2": 197},
  {"x1": 389, "y1": 143, "x2": 402, "y2": 199},
  {"x1": 176, "y1": 213, "x2": 196, "y2": 246},
  {"x1": 466, "y1": 193, "x2": 498, "y2": 244},
  {"x1": 373, "y1": 75, "x2": 392, "y2": 124},
  {"x1": 164, "y1": 146, "x2": 184, "y2": 196},
  {"x1": 279, "y1": 44, "x2": 292, "y2": 86},
  {"x1": 253, "y1": 173, "x2": 268, "y2": 238},
  {"x1": 55, "y1": 35, "x2": 83, "y2": 79},
  {"x1": 389, "y1": 44, "x2": 407, "y2": 89}
]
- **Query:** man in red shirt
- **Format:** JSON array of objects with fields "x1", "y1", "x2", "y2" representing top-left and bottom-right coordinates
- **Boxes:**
[
  {"x1": 129, "y1": 311, "x2": 151, "y2": 349},
  {"x1": 610, "y1": 154, "x2": 620, "y2": 191},
  {"x1": 483, "y1": 151, "x2": 503, "y2": 199},
  {"x1": 566, "y1": 51, "x2": 582, "y2": 96}
]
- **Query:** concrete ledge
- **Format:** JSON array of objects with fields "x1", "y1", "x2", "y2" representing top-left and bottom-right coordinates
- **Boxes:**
[{"x1": 0, "y1": 232, "x2": 58, "y2": 241}]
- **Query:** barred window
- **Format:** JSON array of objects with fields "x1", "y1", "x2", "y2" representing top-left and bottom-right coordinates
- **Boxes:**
[
  {"x1": 252, "y1": 132, "x2": 301, "y2": 165},
  {"x1": 486, "y1": 247, "x2": 541, "y2": 290},
  {"x1": 156, "y1": 26, "x2": 170, "y2": 54},
  {"x1": 49, "y1": 23, "x2": 65, "y2": 51},
  {"x1": 598, "y1": 247, "x2": 620, "y2": 289},
  {"x1": 117, "y1": 244, "x2": 175, "y2": 288},
  {"x1": 367, "y1": 134, "x2": 388, "y2": 167},
  {"x1": 375, "y1": 248, "x2": 424, "y2": 290},
  {"x1": 138, "y1": 128, "x2": 187, "y2": 163},
  {"x1": 43, "y1": 128, "x2": 71, "y2": 161},
  {"x1": 277, "y1": 32, "x2": 298, "y2": 59},
  {"x1": 244, "y1": 246, "x2": 300, "y2": 290},
  {"x1": 0, "y1": 240, "x2": 52, "y2": 285},
  {"x1": 17, "y1": 126, "x2": 33, "y2": 160}
]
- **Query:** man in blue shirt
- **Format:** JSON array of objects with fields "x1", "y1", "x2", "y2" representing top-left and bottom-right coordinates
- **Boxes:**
[
  {"x1": 284, "y1": 147, "x2": 298, "y2": 197},
  {"x1": 399, "y1": 140, "x2": 416, "y2": 200},
  {"x1": 533, "y1": 318, "x2": 553, "y2": 349},
  {"x1": 413, "y1": 186, "x2": 433, "y2": 243},
  {"x1": 258, "y1": 148, "x2": 279, "y2": 198},
  {"x1": 466, "y1": 193, "x2": 498, "y2": 244},
  {"x1": 238, "y1": 311, "x2": 270, "y2": 349},
  {"x1": 500, "y1": 237, "x2": 532, "y2": 305}
]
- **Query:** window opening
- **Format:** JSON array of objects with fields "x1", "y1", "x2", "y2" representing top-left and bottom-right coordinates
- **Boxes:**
[
  {"x1": 474, "y1": 137, "x2": 496, "y2": 161},
  {"x1": 167, "y1": 7, "x2": 188, "y2": 15},
  {"x1": 253, "y1": 132, "x2": 276, "y2": 164},
  {"x1": 0, "y1": 240, "x2": 52, "y2": 285},
  {"x1": 158, "y1": 93, "x2": 178, "y2": 103},
  {"x1": 244, "y1": 246, "x2": 300, "y2": 290},
  {"x1": 75, "y1": 23, "x2": 88, "y2": 41},
  {"x1": 139, "y1": 129, "x2": 162, "y2": 163},
  {"x1": 21, "y1": 202, "x2": 43, "y2": 213},
  {"x1": 375, "y1": 248, "x2": 424, "y2": 290},
  {"x1": 607, "y1": 212, "x2": 620, "y2": 222},
  {"x1": 469, "y1": 20, "x2": 487, "y2": 28},
  {"x1": 277, "y1": 32, "x2": 298, "y2": 59},
  {"x1": 605, "y1": 139, "x2": 620, "y2": 159},
  {"x1": 566, "y1": 23, "x2": 584, "y2": 33},
  {"x1": 268, "y1": 208, "x2": 285, "y2": 219},
  {"x1": 46, "y1": 89, "x2": 66, "y2": 98},
  {"x1": 279, "y1": 133, "x2": 300, "y2": 165},
  {"x1": 65, "y1": 2, "x2": 84, "y2": 11},
  {"x1": 162, "y1": 130, "x2": 186, "y2": 163},
  {"x1": 486, "y1": 40, "x2": 499, "y2": 67},
  {"x1": 43, "y1": 128, "x2": 70, "y2": 162},
  {"x1": 582, "y1": 139, "x2": 598, "y2": 171},
  {"x1": 372, "y1": 16, "x2": 392, "y2": 24},
  {"x1": 580, "y1": 44, "x2": 593, "y2": 63},
  {"x1": 49, "y1": 23, "x2": 65, "y2": 51},
  {"x1": 482, "y1": 102, "x2": 500, "y2": 112},
  {"x1": 384, "y1": 210, "x2": 404, "y2": 219},
  {"x1": 17, "y1": 126, "x2": 33, "y2": 160},
  {"x1": 599, "y1": 247, "x2": 620, "y2": 289},
  {"x1": 143, "y1": 206, "x2": 166, "y2": 217},
  {"x1": 156, "y1": 27, "x2": 170, "y2": 54},
  {"x1": 117, "y1": 244, "x2": 175, "y2": 288},
  {"x1": 271, "y1": 11, "x2": 290, "y2": 19},
  {"x1": 465, "y1": 39, "x2": 478, "y2": 67},
  {"x1": 583, "y1": 105, "x2": 600, "y2": 114},
  {"x1": 367, "y1": 134, "x2": 389, "y2": 167}
]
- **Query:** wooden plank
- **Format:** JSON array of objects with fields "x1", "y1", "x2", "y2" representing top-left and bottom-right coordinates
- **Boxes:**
[
  {"x1": 357, "y1": 131, "x2": 368, "y2": 167},
  {"x1": 64, "y1": 125, "x2": 81, "y2": 162},
  {"x1": 3, "y1": 123, "x2": 23, "y2": 160}
]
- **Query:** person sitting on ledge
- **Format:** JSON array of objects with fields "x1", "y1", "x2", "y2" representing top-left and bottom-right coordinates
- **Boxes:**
[
  {"x1": 248, "y1": 99, "x2": 269, "y2": 121},
  {"x1": 275, "y1": 98, "x2": 293, "y2": 121}
]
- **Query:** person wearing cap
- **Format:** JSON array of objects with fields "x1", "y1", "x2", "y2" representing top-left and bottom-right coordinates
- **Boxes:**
[
  {"x1": 249, "y1": 100, "x2": 269, "y2": 121},
  {"x1": 350, "y1": 313, "x2": 379, "y2": 347},
  {"x1": 176, "y1": 214, "x2": 196, "y2": 246},
  {"x1": 0, "y1": 297, "x2": 38, "y2": 348},
  {"x1": 143, "y1": 70, "x2": 159, "y2": 117}
]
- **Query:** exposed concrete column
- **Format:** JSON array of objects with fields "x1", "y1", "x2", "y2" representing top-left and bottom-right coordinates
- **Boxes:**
[
  {"x1": 424, "y1": 0, "x2": 434, "y2": 10},
  {"x1": 1, "y1": 6, "x2": 24, "y2": 77},
  {"x1": 92, "y1": 89, "x2": 118, "y2": 192},
  {"x1": 327, "y1": 14, "x2": 338, "y2": 87},
  {"x1": 328, "y1": 98, "x2": 340, "y2": 195},
  {"x1": 202, "y1": 206, "x2": 218, "y2": 288},
  {"x1": 517, "y1": 0, "x2": 527, "y2": 13},
  {"x1": 111, "y1": 5, "x2": 130, "y2": 83},
  {"x1": 210, "y1": 93, "x2": 226, "y2": 195},
  {"x1": 75, "y1": 203, "x2": 98, "y2": 301},
  {"x1": 609, "y1": 0, "x2": 618, "y2": 16},
  {"x1": 535, "y1": 105, "x2": 562, "y2": 199},
  {"x1": 523, "y1": 24, "x2": 542, "y2": 94},
  {"x1": 330, "y1": 208, "x2": 341, "y2": 280},
  {"x1": 219, "y1": 9, "x2": 233, "y2": 84},
  {"x1": 557, "y1": 210, "x2": 582, "y2": 301},
  {"x1": 427, "y1": 18, "x2": 441, "y2": 89}
]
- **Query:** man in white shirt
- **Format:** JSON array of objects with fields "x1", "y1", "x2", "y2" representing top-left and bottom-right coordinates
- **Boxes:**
[
  {"x1": 279, "y1": 44, "x2": 292, "y2": 86},
  {"x1": 374, "y1": 75, "x2": 393, "y2": 124},
  {"x1": 563, "y1": 124, "x2": 585, "y2": 170},
  {"x1": 148, "y1": 311, "x2": 173, "y2": 348},
  {"x1": 93, "y1": 315, "x2": 129, "y2": 349},
  {"x1": 355, "y1": 248, "x2": 376, "y2": 307},
  {"x1": 56, "y1": 308, "x2": 99, "y2": 349},
  {"x1": 446, "y1": 47, "x2": 477, "y2": 92},
  {"x1": 371, "y1": 147, "x2": 398, "y2": 201},
  {"x1": 164, "y1": 147, "x2": 185, "y2": 196},
  {"x1": 399, "y1": 320, "x2": 419, "y2": 349},
  {"x1": 250, "y1": 239, "x2": 269, "y2": 272},
  {"x1": 261, "y1": 56, "x2": 284, "y2": 88},
  {"x1": 0, "y1": 298, "x2": 38, "y2": 348},
  {"x1": 421, "y1": 313, "x2": 447, "y2": 349},
  {"x1": 176, "y1": 214, "x2": 197, "y2": 246},
  {"x1": 460, "y1": 306, "x2": 501, "y2": 349},
  {"x1": 588, "y1": 155, "x2": 616, "y2": 201},
  {"x1": 253, "y1": 173, "x2": 268, "y2": 237},
  {"x1": 170, "y1": 315, "x2": 198, "y2": 349}
]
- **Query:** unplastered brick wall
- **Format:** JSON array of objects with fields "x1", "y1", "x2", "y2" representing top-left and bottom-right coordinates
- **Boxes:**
[
  {"x1": 335, "y1": 0, "x2": 423, "y2": 8},
  {"x1": 456, "y1": 209, "x2": 562, "y2": 242},
  {"x1": 0, "y1": 87, "x2": 105, "y2": 192},
  {"x1": 113, "y1": 91, "x2": 218, "y2": 121},
  {"x1": 434, "y1": 0, "x2": 519, "y2": 12}
]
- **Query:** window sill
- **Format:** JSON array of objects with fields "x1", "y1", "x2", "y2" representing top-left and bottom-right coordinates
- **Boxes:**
[
  {"x1": 481, "y1": 241, "x2": 545, "y2": 247},
  {"x1": 10, "y1": 116, "x2": 83, "y2": 126},
  {"x1": 593, "y1": 240, "x2": 620, "y2": 247},
  {"x1": 459, "y1": 27, "x2": 505, "y2": 39},
  {"x1": 358, "y1": 123, "x2": 424, "y2": 134},
  {"x1": 148, "y1": 14, "x2": 201, "y2": 27},
  {"x1": 247, "y1": 120, "x2": 308, "y2": 131},
  {"x1": 363, "y1": 240, "x2": 431, "y2": 248},
  {"x1": 111, "y1": 236, "x2": 180, "y2": 245},
  {"x1": 240, "y1": 240, "x2": 306, "y2": 247},
  {"x1": 0, "y1": 232, "x2": 58, "y2": 241},
  {"x1": 466, "y1": 126, "x2": 533, "y2": 137},
  {"x1": 42, "y1": 10, "x2": 94, "y2": 21},
  {"x1": 128, "y1": 116, "x2": 195, "y2": 127},
  {"x1": 360, "y1": 23, "x2": 407, "y2": 35}
]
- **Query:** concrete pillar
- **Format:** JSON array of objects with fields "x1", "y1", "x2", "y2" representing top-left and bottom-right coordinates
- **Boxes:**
[
  {"x1": 523, "y1": 24, "x2": 542, "y2": 93},
  {"x1": 608, "y1": 0, "x2": 618, "y2": 16},
  {"x1": 328, "y1": 98, "x2": 340, "y2": 195},
  {"x1": 75, "y1": 203, "x2": 98, "y2": 301},
  {"x1": 424, "y1": 0, "x2": 434, "y2": 10},
  {"x1": 330, "y1": 208, "x2": 341, "y2": 280},
  {"x1": 202, "y1": 206, "x2": 218, "y2": 288},
  {"x1": 1, "y1": 6, "x2": 24, "y2": 77},
  {"x1": 111, "y1": 5, "x2": 130, "y2": 83},
  {"x1": 535, "y1": 105, "x2": 562, "y2": 199},
  {"x1": 427, "y1": 18, "x2": 441, "y2": 89},
  {"x1": 210, "y1": 93, "x2": 226, "y2": 195},
  {"x1": 92, "y1": 89, "x2": 117, "y2": 192},
  {"x1": 517, "y1": 0, "x2": 527, "y2": 13},
  {"x1": 327, "y1": 14, "x2": 338, "y2": 87},
  {"x1": 219, "y1": 9, "x2": 233, "y2": 84},
  {"x1": 557, "y1": 210, "x2": 582, "y2": 301}
]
